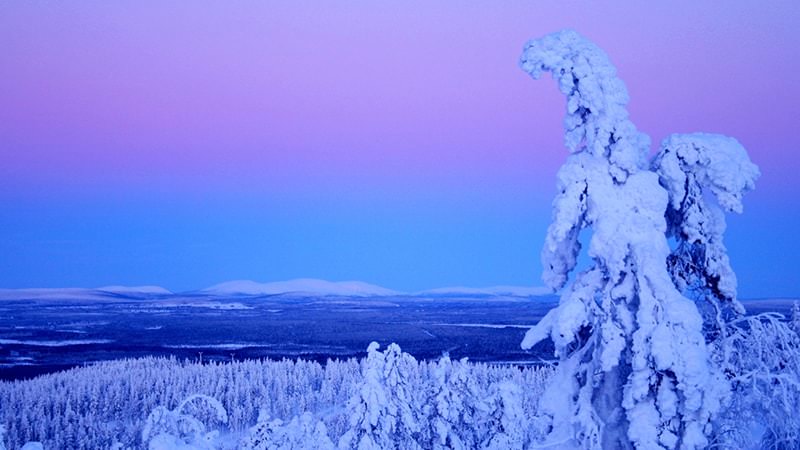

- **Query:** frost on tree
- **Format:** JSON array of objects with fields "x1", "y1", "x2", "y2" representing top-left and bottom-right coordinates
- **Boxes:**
[
  {"x1": 429, "y1": 356, "x2": 482, "y2": 450},
  {"x1": 240, "y1": 411, "x2": 335, "y2": 450},
  {"x1": 142, "y1": 394, "x2": 229, "y2": 450},
  {"x1": 338, "y1": 342, "x2": 408, "y2": 450},
  {"x1": 715, "y1": 312, "x2": 800, "y2": 447},
  {"x1": 482, "y1": 380, "x2": 526, "y2": 449},
  {"x1": 519, "y1": 30, "x2": 730, "y2": 449},
  {"x1": 338, "y1": 342, "x2": 425, "y2": 450},
  {"x1": 651, "y1": 133, "x2": 759, "y2": 339}
]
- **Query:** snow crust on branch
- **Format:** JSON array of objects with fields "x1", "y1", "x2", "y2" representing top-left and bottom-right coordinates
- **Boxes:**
[
  {"x1": 653, "y1": 133, "x2": 759, "y2": 309},
  {"x1": 520, "y1": 30, "x2": 651, "y2": 291},
  {"x1": 519, "y1": 29, "x2": 649, "y2": 178}
]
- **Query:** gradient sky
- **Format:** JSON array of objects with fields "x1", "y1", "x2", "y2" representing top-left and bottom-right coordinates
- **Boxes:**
[{"x1": 1, "y1": 1, "x2": 798, "y2": 297}]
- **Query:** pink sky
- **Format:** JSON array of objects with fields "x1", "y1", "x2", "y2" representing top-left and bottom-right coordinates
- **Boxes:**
[{"x1": 2, "y1": 1, "x2": 797, "y2": 195}]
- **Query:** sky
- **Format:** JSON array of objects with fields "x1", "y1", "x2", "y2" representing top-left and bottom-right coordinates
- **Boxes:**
[{"x1": 1, "y1": 1, "x2": 798, "y2": 297}]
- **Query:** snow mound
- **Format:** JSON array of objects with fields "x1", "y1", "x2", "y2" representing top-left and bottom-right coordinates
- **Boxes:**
[{"x1": 202, "y1": 279, "x2": 400, "y2": 297}]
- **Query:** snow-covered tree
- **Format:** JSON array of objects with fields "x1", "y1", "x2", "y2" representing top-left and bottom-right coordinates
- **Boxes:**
[
  {"x1": 241, "y1": 411, "x2": 334, "y2": 450},
  {"x1": 645, "y1": 105, "x2": 799, "y2": 449},
  {"x1": 482, "y1": 380, "x2": 526, "y2": 449},
  {"x1": 338, "y1": 342, "x2": 426, "y2": 450},
  {"x1": 519, "y1": 30, "x2": 726, "y2": 449},
  {"x1": 429, "y1": 356, "x2": 463, "y2": 450},
  {"x1": 427, "y1": 356, "x2": 485, "y2": 450},
  {"x1": 713, "y1": 313, "x2": 800, "y2": 448},
  {"x1": 652, "y1": 133, "x2": 759, "y2": 340},
  {"x1": 142, "y1": 394, "x2": 228, "y2": 450},
  {"x1": 338, "y1": 342, "x2": 394, "y2": 450},
  {"x1": 240, "y1": 409, "x2": 280, "y2": 450},
  {"x1": 381, "y1": 343, "x2": 423, "y2": 448}
]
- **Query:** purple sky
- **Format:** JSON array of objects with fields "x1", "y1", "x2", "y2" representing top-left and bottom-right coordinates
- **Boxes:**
[{"x1": 1, "y1": 1, "x2": 798, "y2": 296}]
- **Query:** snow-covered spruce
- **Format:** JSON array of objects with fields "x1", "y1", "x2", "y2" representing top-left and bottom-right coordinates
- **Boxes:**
[
  {"x1": 337, "y1": 342, "x2": 396, "y2": 450},
  {"x1": 652, "y1": 133, "x2": 759, "y2": 340},
  {"x1": 142, "y1": 394, "x2": 229, "y2": 449},
  {"x1": 429, "y1": 355, "x2": 486, "y2": 449},
  {"x1": 519, "y1": 30, "x2": 729, "y2": 449},
  {"x1": 649, "y1": 133, "x2": 800, "y2": 448}
]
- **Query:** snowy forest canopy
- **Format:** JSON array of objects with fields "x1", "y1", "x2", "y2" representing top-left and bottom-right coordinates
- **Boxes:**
[{"x1": 0, "y1": 346, "x2": 553, "y2": 450}]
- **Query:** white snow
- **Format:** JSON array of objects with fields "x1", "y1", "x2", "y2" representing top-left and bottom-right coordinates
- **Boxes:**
[
  {"x1": 653, "y1": 133, "x2": 759, "y2": 306},
  {"x1": 159, "y1": 302, "x2": 254, "y2": 310},
  {"x1": 436, "y1": 323, "x2": 532, "y2": 329},
  {"x1": 97, "y1": 285, "x2": 173, "y2": 295},
  {"x1": 418, "y1": 285, "x2": 551, "y2": 297},
  {"x1": 201, "y1": 279, "x2": 400, "y2": 297},
  {"x1": 163, "y1": 343, "x2": 265, "y2": 351},
  {"x1": 0, "y1": 286, "x2": 171, "y2": 300},
  {"x1": 20, "y1": 443, "x2": 43, "y2": 450},
  {"x1": 1, "y1": 282, "x2": 552, "y2": 300},
  {"x1": 0, "y1": 339, "x2": 112, "y2": 347}
]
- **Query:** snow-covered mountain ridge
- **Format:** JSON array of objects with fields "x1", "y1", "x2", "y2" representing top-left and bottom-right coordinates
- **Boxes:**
[
  {"x1": 200, "y1": 279, "x2": 399, "y2": 297},
  {"x1": 0, "y1": 279, "x2": 554, "y2": 299},
  {"x1": 201, "y1": 279, "x2": 555, "y2": 298},
  {"x1": 416, "y1": 285, "x2": 552, "y2": 297},
  {"x1": 0, "y1": 286, "x2": 173, "y2": 300}
]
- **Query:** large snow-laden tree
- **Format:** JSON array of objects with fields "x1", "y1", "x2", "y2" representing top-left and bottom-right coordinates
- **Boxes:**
[
  {"x1": 649, "y1": 136, "x2": 800, "y2": 449},
  {"x1": 652, "y1": 133, "x2": 759, "y2": 341},
  {"x1": 339, "y1": 343, "x2": 425, "y2": 450},
  {"x1": 519, "y1": 30, "x2": 727, "y2": 449},
  {"x1": 482, "y1": 380, "x2": 526, "y2": 449},
  {"x1": 429, "y1": 356, "x2": 483, "y2": 450},
  {"x1": 382, "y1": 343, "x2": 425, "y2": 447}
]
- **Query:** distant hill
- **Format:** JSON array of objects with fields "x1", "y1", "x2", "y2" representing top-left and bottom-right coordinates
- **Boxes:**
[
  {"x1": 200, "y1": 279, "x2": 555, "y2": 298},
  {"x1": 96, "y1": 285, "x2": 173, "y2": 295},
  {"x1": 0, "y1": 280, "x2": 556, "y2": 300},
  {"x1": 0, "y1": 285, "x2": 172, "y2": 301},
  {"x1": 200, "y1": 279, "x2": 400, "y2": 297},
  {"x1": 417, "y1": 285, "x2": 552, "y2": 298}
]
